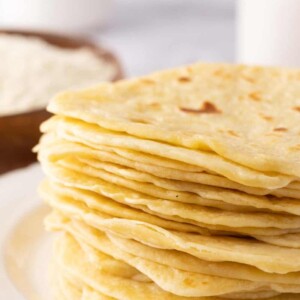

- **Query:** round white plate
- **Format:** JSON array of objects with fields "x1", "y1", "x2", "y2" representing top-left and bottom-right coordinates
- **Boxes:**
[{"x1": 0, "y1": 164, "x2": 52, "y2": 300}]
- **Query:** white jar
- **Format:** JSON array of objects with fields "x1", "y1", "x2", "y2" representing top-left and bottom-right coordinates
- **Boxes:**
[{"x1": 237, "y1": 0, "x2": 300, "y2": 67}]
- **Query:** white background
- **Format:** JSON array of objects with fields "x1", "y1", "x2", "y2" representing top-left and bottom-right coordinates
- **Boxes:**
[{"x1": 95, "y1": 0, "x2": 235, "y2": 77}]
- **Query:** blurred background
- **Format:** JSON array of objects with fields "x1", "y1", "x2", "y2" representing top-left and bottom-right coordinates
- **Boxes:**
[
  {"x1": 0, "y1": 0, "x2": 236, "y2": 76},
  {"x1": 93, "y1": 0, "x2": 235, "y2": 76}
]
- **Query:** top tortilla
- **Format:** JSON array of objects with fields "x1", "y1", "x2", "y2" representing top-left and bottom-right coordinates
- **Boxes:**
[{"x1": 48, "y1": 63, "x2": 300, "y2": 178}]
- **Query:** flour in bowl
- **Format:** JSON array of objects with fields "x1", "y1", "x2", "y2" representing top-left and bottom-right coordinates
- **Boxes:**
[{"x1": 0, "y1": 34, "x2": 117, "y2": 116}]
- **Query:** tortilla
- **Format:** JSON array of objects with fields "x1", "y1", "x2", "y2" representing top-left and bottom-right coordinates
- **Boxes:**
[
  {"x1": 50, "y1": 213, "x2": 300, "y2": 286},
  {"x1": 255, "y1": 233, "x2": 300, "y2": 249},
  {"x1": 40, "y1": 180, "x2": 213, "y2": 235},
  {"x1": 38, "y1": 63, "x2": 300, "y2": 298},
  {"x1": 41, "y1": 157, "x2": 300, "y2": 217},
  {"x1": 42, "y1": 179, "x2": 300, "y2": 236},
  {"x1": 47, "y1": 63, "x2": 300, "y2": 179},
  {"x1": 55, "y1": 233, "x2": 300, "y2": 298},
  {"x1": 38, "y1": 137, "x2": 300, "y2": 199},
  {"x1": 43, "y1": 198, "x2": 300, "y2": 273},
  {"x1": 41, "y1": 116, "x2": 295, "y2": 189}
]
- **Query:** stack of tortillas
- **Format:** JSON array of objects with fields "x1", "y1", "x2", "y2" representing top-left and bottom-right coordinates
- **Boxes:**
[{"x1": 37, "y1": 63, "x2": 300, "y2": 299}]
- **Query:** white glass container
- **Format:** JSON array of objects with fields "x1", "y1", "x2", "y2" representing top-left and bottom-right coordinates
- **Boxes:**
[{"x1": 237, "y1": 0, "x2": 300, "y2": 67}]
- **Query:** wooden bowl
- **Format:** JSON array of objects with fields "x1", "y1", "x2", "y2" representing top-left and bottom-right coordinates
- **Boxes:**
[{"x1": 0, "y1": 30, "x2": 123, "y2": 175}]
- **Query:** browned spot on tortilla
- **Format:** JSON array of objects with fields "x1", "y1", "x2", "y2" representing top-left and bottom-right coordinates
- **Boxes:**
[
  {"x1": 141, "y1": 79, "x2": 155, "y2": 85},
  {"x1": 227, "y1": 130, "x2": 240, "y2": 137},
  {"x1": 260, "y1": 114, "x2": 273, "y2": 121},
  {"x1": 187, "y1": 66, "x2": 194, "y2": 74},
  {"x1": 242, "y1": 75, "x2": 255, "y2": 83},
  {"x1": 148, "y1": 102, "x2": 160, "y2": 108},
  {"x1": 183, "y1": 277, "x2": 196, "y2": 287},
  {"x1": 289, "y1": 144, "x2": 300, "y2": 151},
  {"x1": 129, "y1": 118, "x2": 149, "y2": 124},
  {"x1": 249, "y1": 92, "x2": 261, "y2": 102},
  {"x1": 178, "y1": 76, "x2": 191, "y2": 83},
  {"x1": 273, "y1": 127, "x2": 288, "y2": 132},
  {"x1": 213, "y1": 69, "x2": 233, "y2": 80},
  {"x1": 213, "y1": 69, "x2": 224, "y2": 76},
  {"x1": 180, "y1": 101, "x2": 222, "y2": 114},
  {"x1": 293, "y1": 106, "x2": 300, "y2": 112}
]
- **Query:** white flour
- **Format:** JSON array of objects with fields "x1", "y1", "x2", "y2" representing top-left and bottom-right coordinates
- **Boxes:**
[{"x1": 0, "y1": 34, "x2": 116, "y2": 116}]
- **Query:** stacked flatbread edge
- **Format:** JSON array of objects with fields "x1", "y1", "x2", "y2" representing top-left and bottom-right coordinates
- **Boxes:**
[{"x1": 36, "y1": 63, "x2": 300, "y2": 299}]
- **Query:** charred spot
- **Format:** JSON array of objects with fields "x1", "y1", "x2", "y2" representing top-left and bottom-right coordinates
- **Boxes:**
[
  {"x1": 141, "y1": 79, "x2": 155, "y2": 85},
  {"x1": 178, "y1": 76, "x2": 191, "y2": 83},
  {"x1": 260, "y1": 114, "x2": 273, "y2": 122},
  {"x1": 183, "y1": 277, "x2": 196, "y2": 287},
  {"x1": 273, "y1": 127, "x2": 288, "y2": 132},
  {"x1": 249, "y1": 92, "x2": 261, "y2": 102},
  {"x1": 129, "y1": 118, "x2": 149, "y2": 124},
  {"x1": 227, "y1": 130, "x2": 240, "y2": 137},
  {"x1": 293, "y1": 106, "x2": 300, "y2": 112},
  {"x1": 148, "y1": 102, "x2": 160, "y2": 108},
  {"x1": 180, "y1": 101, "x2": 222, "y2": 114}
]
